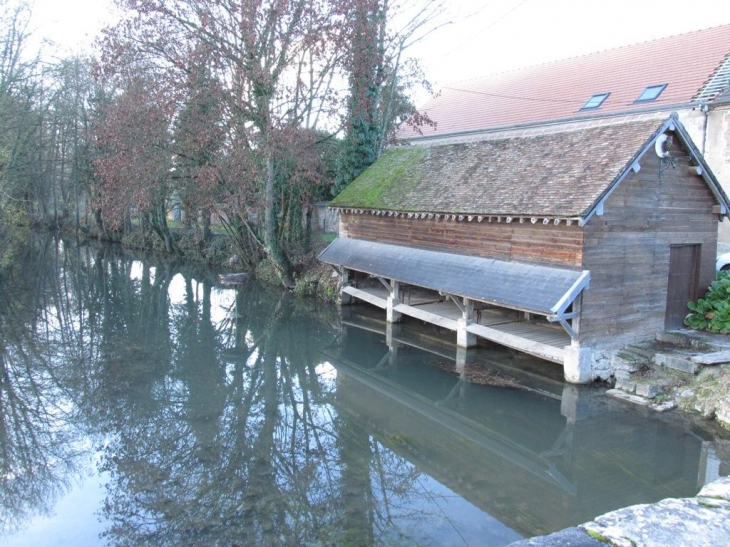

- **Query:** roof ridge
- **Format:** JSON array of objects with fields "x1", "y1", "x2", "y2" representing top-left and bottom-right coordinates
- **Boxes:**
[
  {"x1": 408, "y1": 112, "x2": 669, "y2": 147},
  {"x1": 444, "y1": 23, "x2": 730, "y2": 89}
]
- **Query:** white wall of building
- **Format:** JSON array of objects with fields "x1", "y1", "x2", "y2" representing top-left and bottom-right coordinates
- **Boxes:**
[{"x1": 678, "y1": 107, "x2": 730, "y2": 242}]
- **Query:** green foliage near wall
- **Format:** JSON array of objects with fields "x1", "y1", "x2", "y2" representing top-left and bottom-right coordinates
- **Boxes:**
[{"x1": 685, "y1": 272, "x2": 730, "y2": 333}]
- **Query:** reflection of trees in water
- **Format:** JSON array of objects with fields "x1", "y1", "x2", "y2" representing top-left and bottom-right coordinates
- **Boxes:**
[
  {"x1": 0, "y1": 235, "x2": 85, "y2": 534},
  {"x1": 0, "y1": 235, "x2": 433, "y2": 545},
  {"x1": 94, "y1": 279, "x2": 428, "y2": 546},
  {"x1": 0, "y1": 234, "x2": 195, "y2": 535},
  {"x1": 95, "y1": 281, "x2": 355, "y2": 546}
]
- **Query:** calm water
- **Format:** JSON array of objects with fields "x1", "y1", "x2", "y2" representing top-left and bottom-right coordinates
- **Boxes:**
[{"x1": 0, "y1": 235, "x2": 728, "y2": 546}]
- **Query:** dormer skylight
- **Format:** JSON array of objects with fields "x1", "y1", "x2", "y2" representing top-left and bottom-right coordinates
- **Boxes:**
[
  {"x1": 635, "y1": 84, "x2": 667, "y2": 103},
  {"x1": 581, "y1": 93, "x2": 610, "y2": 110}
]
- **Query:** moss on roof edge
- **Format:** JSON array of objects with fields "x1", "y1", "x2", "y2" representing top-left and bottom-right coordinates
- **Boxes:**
[{"x1": 330, "y1": 147, "x2": 427, "y2": 209}]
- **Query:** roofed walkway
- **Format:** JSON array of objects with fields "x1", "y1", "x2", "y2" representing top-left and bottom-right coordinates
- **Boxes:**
[{"x1": 342, "y1": 284, "x2": 570, "y2": 363}]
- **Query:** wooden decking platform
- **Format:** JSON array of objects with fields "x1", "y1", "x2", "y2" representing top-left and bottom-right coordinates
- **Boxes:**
[
  {"x1": 467, "y1": 322, "x2": 567, "y2": 363},
  {"x1": 342, "y1": 285, "x2": 570, "y2": 364},
  {"x1": 340, "y1": 309, "x2": 567, "y2": 393}
]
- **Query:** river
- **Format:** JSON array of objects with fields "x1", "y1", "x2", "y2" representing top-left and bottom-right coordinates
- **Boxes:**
[{"x1": 0, "y1": 234, "x2": 727, "y2": 546}]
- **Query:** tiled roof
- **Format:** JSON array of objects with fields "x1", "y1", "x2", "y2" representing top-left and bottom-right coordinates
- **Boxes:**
[
  {"x1": 332, "y1": 116, "x2": 667, "y2": 218},
  {"x1": 400, "y1": 25, "x2": 730, "y2": 139}
]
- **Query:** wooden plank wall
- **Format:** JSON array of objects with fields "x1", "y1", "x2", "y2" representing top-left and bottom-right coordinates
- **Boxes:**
[
  {"x1": 340, "y1": 214, "x2": 584, "y2": 268},
  {"x1": 580, "y1": 136, "x2": 719, "y2": 349}
]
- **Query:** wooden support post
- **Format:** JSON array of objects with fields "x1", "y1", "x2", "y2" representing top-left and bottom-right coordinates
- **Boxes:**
[
  {"x1": 386, "y1": 280, "x2": 402, "y2": 323},
  {"x1": 340, "y1": 268, "x2": 352, "y2": 305},
  {"x1": 457, "y1": 297, "x2": 477, "y2": 348},
  {"x1": 570, "y1": 293, "x2": 583, "y2": 347}
]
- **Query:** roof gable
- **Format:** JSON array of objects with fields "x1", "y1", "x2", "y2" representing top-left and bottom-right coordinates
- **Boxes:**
[
  {"x1": 401, "y1": 25, "x2": 730, "y2": 139},
  {"x1": 331, "y1": 115, "x2": 729, "y2": 220},
  {"x1": 582, "y1": 115, "x2": 730, "y2": 224}
]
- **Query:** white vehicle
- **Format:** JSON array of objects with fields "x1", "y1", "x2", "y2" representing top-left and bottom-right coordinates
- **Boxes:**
[{"x1": 717, "y1": 252, "x2": 730, "y2": 271}]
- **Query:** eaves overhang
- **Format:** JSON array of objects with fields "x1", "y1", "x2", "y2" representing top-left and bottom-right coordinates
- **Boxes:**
[
  {"x1": 580, "y1": 114, "x2": 730, "y2": 225},
  {"x1": 319, "y1": 237, "x2": 590, "y2": 318},
  {"x1": 330, "y1": 207, "x2": 584, "y2": 227}
]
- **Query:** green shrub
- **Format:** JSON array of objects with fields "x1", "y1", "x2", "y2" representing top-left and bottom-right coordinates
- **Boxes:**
[
  {"x1": 254, "y1": 258, "x2": 281, "y2": 286},
  {"x1": 685, "y1": 272, "x2": 730, "y2": 333},
  {"x1": 293, "y1": 273, "x2": 320, "y2": 296}
]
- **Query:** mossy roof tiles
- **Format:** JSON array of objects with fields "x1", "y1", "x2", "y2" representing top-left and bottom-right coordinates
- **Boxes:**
[{"x1": 331, "y1": 117, "x2": 664, "y2": 218}]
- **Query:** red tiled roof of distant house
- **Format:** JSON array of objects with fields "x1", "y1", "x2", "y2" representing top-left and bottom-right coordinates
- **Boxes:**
[{"x1": 400, "y1": 24, "x2": 730, "y2": 140}]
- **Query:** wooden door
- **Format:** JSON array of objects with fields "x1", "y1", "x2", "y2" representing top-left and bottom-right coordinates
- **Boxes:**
[{"x1": 665, "y1": 244, "x2": 700, "y2": 330}]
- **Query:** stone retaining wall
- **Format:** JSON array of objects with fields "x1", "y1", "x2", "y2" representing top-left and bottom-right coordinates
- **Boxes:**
[{"x1": 509, "y1": 476, "x2": 730, "y2": 547}]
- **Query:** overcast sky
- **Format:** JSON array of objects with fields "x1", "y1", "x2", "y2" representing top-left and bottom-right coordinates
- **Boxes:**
[
  {"x1": 29, "y1": 0, "x2": 730, "y2": 97},
  {"x1": 29, "y1": 0, "x2": 117, "y2": 54}
]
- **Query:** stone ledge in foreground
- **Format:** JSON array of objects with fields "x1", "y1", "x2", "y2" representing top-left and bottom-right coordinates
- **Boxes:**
[
  {"x1": 509, "y1": 476, "x2": 730, "y2": 547},
  {"x1": 507, "y1": 527, "x2": 604, "y2": 546}
]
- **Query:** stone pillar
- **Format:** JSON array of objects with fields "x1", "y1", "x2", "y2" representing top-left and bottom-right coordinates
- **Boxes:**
[
  {"x1": 340, "y1": 268, "x2": 352, "y2": 305},
  {"x1": 560, "y1": 385, "x2": 580, "y2": 424},
  {"x1": 560, "y1": 384, "x2": 593, "y2": 424},
  {"x1": 456, "y1": 298, "x2": 476, "y2": 348},
  {"x1": 388, "y1": 346, "x2": 399, "y2": 366},
  {"x1": 455, "y1": 347, "x2": 470, "y2": 398},
  {"x1": 563, "y1": 345, "x2": 592, "y2": 384},
  {"x1": 386, "y1": 323, "x2": 400, "y2": 366},
  {"x1": 455, "y1": 346, "x2": 467, "y2": 377},
  {"x1": 386, "y1": 280, "x2": 402, "y2": 323},
  {"x1": 385, "y1": 322, "x2": 395, "y2": 347}
]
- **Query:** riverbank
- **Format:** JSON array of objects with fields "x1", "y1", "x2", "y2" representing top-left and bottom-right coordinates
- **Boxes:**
[
  {"x1": 605, "y1": 329, "x2": 730, "y2": 429},
  {"x1": 509, "y1": 476, "x2": 730, "y2": 546},
  {"x1": 72, "y1": 224, "x2": 342, "y2": 302}
]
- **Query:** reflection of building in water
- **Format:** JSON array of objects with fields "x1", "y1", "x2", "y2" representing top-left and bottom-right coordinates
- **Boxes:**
[{"x1": 326, "y1": 308, "x2": 730, "y2": 537}]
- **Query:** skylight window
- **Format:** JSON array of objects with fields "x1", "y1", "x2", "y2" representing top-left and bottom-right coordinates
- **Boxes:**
[
  {"x1": 635, "y1": 84, "x2": 667, "y2": 103},
  {"x1": 581, "y1": 93, "x2": 610, "y2": 110}
]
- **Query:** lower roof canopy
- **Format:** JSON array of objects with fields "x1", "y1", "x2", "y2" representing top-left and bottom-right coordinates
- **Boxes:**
[{"x1": 319, "y1": 238, "x2": 589, "y2": 316}]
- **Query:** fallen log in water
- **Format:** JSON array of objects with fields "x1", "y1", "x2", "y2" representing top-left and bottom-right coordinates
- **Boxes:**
[{"x1": 219, "y1": 273, "x2": 249, "y2": 285}]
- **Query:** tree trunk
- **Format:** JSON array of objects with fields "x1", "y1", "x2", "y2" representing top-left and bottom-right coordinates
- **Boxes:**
[
  {"x1": 201, "y1": 207, "x2": 211, "y2": 243},
  {"x1": 152, "y1": 203, "x2": 178, "y2": 255},
  {"x1": 264, "y1": 156, "x2": 294, "y2": 288}
]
